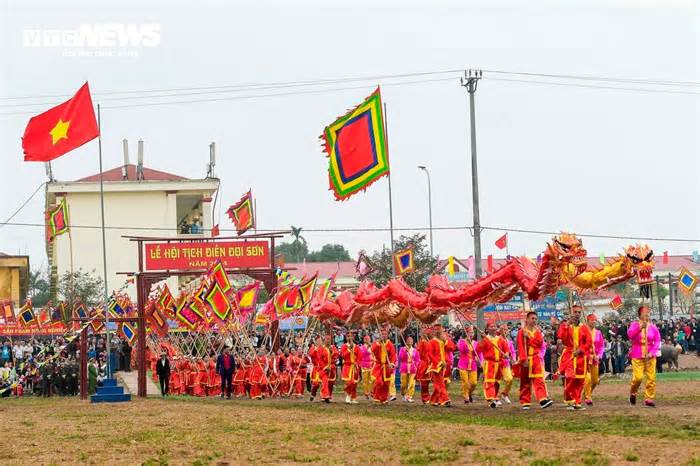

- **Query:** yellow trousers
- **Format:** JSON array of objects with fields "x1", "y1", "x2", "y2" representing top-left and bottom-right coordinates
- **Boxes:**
[
  {"x1": 400, "y1": 373, "x2": 416, "y2": 398},
  {"x1": 500, "y1": 366, "x2": 513, "y2": 396},
  {"x1": 459, "y1": 369, "x2": 478, "y2": 400},
  {"x1": 361, "y1": 368, "x2": 372, "y2": 396},
  {"x1": 389, "y1": 373, "x2": 397, "y2": 397},
  {"x1": 584, "y1": 363, "x2": 600, "y2": 401},
  {"x1": 630, "y1": 358, "x2": 656, "y2": 400}
]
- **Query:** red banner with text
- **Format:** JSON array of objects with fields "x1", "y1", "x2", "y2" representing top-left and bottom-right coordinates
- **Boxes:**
[{"x1": 145, "y1": 240, "x2": 270, "y2": 271}]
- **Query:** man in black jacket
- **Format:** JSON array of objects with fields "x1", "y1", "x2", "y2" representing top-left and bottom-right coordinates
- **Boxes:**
[
  {"x1": 216, "y1": 346, "x2": 236, "y2": 399},
  {"x1": 155, "y1": 352, "x2": 171, "y2": 396}
]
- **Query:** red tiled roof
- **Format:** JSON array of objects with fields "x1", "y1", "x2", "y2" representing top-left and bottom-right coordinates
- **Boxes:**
[
  {"x1": 285, "y1": 262, "x2": 357, "y2": 280},
  {"x1": 76, "y1": 164, "x2": 188, "y2": 182}
]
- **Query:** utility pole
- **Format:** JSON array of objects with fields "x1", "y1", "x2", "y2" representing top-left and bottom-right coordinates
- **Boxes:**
[
  {"x1": 668, "y1": 273, "x2": 674, "y2": 318},
  {"x1": 418, "y1": 166, "x2": 433, "y2": 256},
  {"x1": 655, "y1": 275, "x2": 663, "y2": 320},
  {"x1": 461, "y1": 69, "x2": 483, "y2": 329}
]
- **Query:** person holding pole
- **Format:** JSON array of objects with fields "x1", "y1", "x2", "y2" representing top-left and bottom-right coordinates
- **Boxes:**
[
  {"x1": 516, "y1": 312, "x2": 553, "y2": 410},
  {"x1": 628, "y1": 306, "x2": 661, "y2": 407},
  {"x1": 554, "y1": 306, "x2": 592, "y2": 411}
]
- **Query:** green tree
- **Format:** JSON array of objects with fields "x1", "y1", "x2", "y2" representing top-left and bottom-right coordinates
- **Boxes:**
[
  {"x1": 28, "y1": 269, "x2": 51, "y2": 307},
  {"x1": 307, "y1": 244, "x2": 351, "y2": 262},
  {"x1": 57, "y1": 269, "x2": 104, "y2": 309},
  {"x1": 277, "y1": 226, "x2": 309, "y2": 262},
  {"x1": 366, "y1": 234, "x2": 437, "y2": 291}
]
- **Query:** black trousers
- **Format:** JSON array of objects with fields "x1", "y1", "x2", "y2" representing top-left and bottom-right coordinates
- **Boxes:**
[
  {"x1": 159, "y1": 375, "x2": 169, "y2": 396},
  {"x1": 221, "y1": 369, "x2": 233, "y2": 397}
]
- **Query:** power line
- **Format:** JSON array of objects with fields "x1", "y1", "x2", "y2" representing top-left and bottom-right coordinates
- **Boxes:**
[
  {"x1": 1, "y1": 220, "x2": 698, "y2": 243},
  {"x1": 483, "y1": 69, "x2": 700, "y2": 87},
  {"x1": 0, "y1": 182, "x2": 45, "y2": 230},
  {"x1": 488, "y1": 77, "x2": 700, "y2": 96},
  {"x1": 0, "y1": 76, "x2": 459, "y2": 116},
  {"x1": 0, "y1": 69, "x2": 464, "y2": 103}
]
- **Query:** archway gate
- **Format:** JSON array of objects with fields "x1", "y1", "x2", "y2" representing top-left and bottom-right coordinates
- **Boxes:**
[{"x1": 121, "y1": 231, "x2": 287, "y2": 397}]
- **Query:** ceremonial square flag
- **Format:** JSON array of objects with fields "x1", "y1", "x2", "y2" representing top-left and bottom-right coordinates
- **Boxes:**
[
  {"x1": 234, "y1": 282, "x2": 261, "y2": 317},
  {"x1": 22, "y1": 82, "x2": 99, "y2": 162},
  {"x1": 298, "y1": 274, "x2": 318, "y2": 308},
  {"x1": 207, "y1": 259, "x2": 232, "y2": 293},
  {"x1": 47, "y1": 198, "x2": 70, "y2": 242},
  {"x1": 609, "y1": 295, "x2": 623, "y2": 310},
  {"x1": 119, "y1": 322, "x2": 137, "y2": 344},
  {"x1": 18, "y1": 302, "x2": 35, "y2": 327},
  {"x1": 1, "y1": 300, "x2": 15, "y2": 323},
  {"x1": 206, "y1": 282, "x2": 232, "y2": 321},
  {"x1": 274, "y1": 285, "x2": 301, "y2": 316},
  {"x1": 175, "y1": 297, "x2": 200, "y2": 331},
  {"x1": 495, "y1": 234, "x2": 508, "y2": 250},
  {"x1": 156, "y1": 285, "x2": 176, "y2": 318},
  {"x1": 147, "y1": 304, "x2": 169, "y2": 337},
  {"x1": 226, "y1": 190, "x2": 255, "y2": 235},
  {"x1": 321, "y1": 87, "x2": 389, "y2": 201},
  {"x1": 678, "y1": 267, "x2": 697, "y2": 294},
  {"x1": 393, "y1": 247, "x2": 415, "y2": 275}
]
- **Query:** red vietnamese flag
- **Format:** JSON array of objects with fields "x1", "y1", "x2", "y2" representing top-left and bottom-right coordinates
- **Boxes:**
[
  {"x1": 495, "y1": 233, "x2": 508, "y2": 250},
  {"x1": 22, "y1": 82, "x2": 99, "y2": 162}
]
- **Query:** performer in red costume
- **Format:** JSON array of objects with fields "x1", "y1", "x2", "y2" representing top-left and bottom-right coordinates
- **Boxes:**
[
  {"x1": 249, "y1": 350, "x2": 269, "y2": 400},
  {"x1": 517, "y1": 311, "x2": 553, "y2": 410},
  {"x1": 371, "y1": 327, "x2": 397, "y2": 404},
  {"x1": 477, "y1": 321, "x2": 510, "y2": 408},
  {"x1": 309, "y1": 335, "x2": 333, "y2": 403},
  {"x1": 340, "y1": 332, "x2": 362, "y2": 404},
  {"x1": 416, "y1": 326, "x2": 433, "y2": 404},
  {"x1": 555, "y1": 306, "x2": 592, "y2": 411},
  {"x1": 427, "y1": 324, "x2": 456, "y2": 407}
]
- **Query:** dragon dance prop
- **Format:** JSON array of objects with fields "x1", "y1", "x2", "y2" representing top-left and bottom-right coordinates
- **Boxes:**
[{"x1": 307, "y1": 234, "x2": 655, "y2": 327}]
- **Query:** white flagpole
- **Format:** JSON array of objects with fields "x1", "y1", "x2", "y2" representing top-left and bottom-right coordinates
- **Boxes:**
[
  {"x1": 383, "y1": 101, "x2": 396, "y2": 277},
  {"x1": 97, "y1": 104, "x2": 112, "y2": 378}
]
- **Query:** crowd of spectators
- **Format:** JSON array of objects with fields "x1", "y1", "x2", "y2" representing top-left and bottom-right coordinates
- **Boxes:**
[{"x1": 0, "y1": 334, "x2": 134, "y2": 398}]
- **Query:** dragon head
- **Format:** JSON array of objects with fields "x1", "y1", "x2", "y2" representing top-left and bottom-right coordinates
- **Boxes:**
[
  {"x1": 551, "y1": 232, "x2": 588, "y2": 274},
  {"x1": 625, "y1": 244, "x2": 654, "y2": 289}
]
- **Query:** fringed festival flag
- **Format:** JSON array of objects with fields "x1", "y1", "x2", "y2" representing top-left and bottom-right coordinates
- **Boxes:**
[
  {"x1": 206, "y1": 282, "x2": 232, "y2": 321},
  {"x1": 156, "y1": 285, "x2": 176, "y2": 319},
  {"x1": 298, "y1": 274, "x2": 318, "y2": 309},
  {"x1": 274, "y1": 285, "x2": 301, "y2": 316},
  {"x1": 678, "y1": 267, "x2": 697, "y2": 294},
  {"x1": 234, "y1": 282, "x2": 261, "y2": 318},
  {"x1": 190, "y1": 284, "x2": 211, "y2": 323},
  {"x1": 146, "y1": 302, "x2": 169, "y2": 337},
  {"x1": 207, "y1": 259, "x2": 231, "y2": 293},
  {"x1": 73, "y1": 303, "x2": 88, "y2": 320},
  {"x1": 37, "y1": 306, "x2": 51, "y2": 327},
  {"x1": 393, "y1": 247, "x2": 415, "y2": 275},
  {"x1": 321, "y1": 87, "x2": 389, "y2": 201},
  {"x1": 226, "y1": 190, "x2": 255, "y2": 235},
  {"x1": 1, "y1": 300, "x2": 15, "y2": 323},
  {"x1": 175, "y1": 297, "x2": 199, "y2": 331},
  {"x1": 91, "y1": 312, "x2": 105, "y2": 333},
  {"x1": 119, "y1": 322, "x2": 136, "y2": 344},
  {"x1": 311, "y1": 273, "x2": 335, "y2": 308},
  {"x1": 107, "y1": 298, "x2": 125, "y2": 319},
  {"x1": 47, "y1": 198, "x2": 70, "y2": 242},
  {"x1": 256, "y1": 300, "x2": 276, "y2": 324},
  {"x1": 18, "y1": 301, "x2": 36, "y2": 327},
  {"x1": 609, "y1": 295, "x2": 623, "y2": 310}
]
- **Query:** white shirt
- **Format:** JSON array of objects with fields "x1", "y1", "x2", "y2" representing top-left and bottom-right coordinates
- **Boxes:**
[{"x1": 13, "y1": 345, "x2": 23, "y2": 359}]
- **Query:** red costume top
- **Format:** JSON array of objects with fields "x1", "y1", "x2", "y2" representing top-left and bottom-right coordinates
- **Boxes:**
[
  {"x1": 416, "y1": 338, "x2": 431, "y2": 381},
  {"x1": 309, "y1": 345, "x2": 333, "y2": 383},
  {"x1": 476, "y1": 335, "x2": 510, "y2": 383},
  {"x1": 517, "y1": 327, "x2": 546, "y2": 378},
  {"x1": 249, "y1": 356, "x2": 268, "y2": 384},
  {"x1": 371, "y1": 340, "x2": 397, "y2": 382},
  {"x1": 340, "y1": 343, "x2": 362, "y2": 382},
  {"x1": 426, "y1": 337, "x2": 456, "y2": 374},
  {"x1": 557, "y1": 322, "x2": 592, "y2": 379}
]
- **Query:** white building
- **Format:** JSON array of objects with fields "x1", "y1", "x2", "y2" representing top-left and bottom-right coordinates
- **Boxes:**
[{"x1": 46, "y1": 163, "x2": 219, "y2": 300}]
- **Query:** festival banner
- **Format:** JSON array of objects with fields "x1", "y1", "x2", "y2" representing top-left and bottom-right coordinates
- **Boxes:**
[
  {"x1": 226, "y1": 190, "x2": 255, "y2": 235},
  {"x1": 145, "y1": 240, "x2": 270, "y2": 271}
]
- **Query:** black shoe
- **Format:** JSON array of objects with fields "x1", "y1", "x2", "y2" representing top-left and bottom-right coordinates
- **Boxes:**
[
  {"x1": 540, "y1": 399, "x2": 554, "y2": 409},
  {"x1": 322, "y1": 398, "x2": 331, "y2": 403},
  {"x1": 489, "y1": 401, "x2": 497, "y2": 409},
  {"x1": 469, "y1": 395, "x2": 473, "y2": 403},
  {"x1": 629, "y1": 394, "x2": 636, "y2": 406},
  {"x1": 309, "y1": 396, "x2": 315, "y2": 402}
]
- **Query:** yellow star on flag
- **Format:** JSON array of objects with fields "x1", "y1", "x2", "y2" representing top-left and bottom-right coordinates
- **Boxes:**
[{"x1": 49, "y1": 119, "x2": 71, "y2": 145}]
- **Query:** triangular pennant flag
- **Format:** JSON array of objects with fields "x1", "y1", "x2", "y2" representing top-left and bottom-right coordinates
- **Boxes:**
[{"x1": 495, "y1": 233, "x2": 507, "y2": 250}]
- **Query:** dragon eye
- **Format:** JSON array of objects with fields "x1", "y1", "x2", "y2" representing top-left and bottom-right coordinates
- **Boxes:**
[
  {"x1": 644, "y1": 251, "x2": 653, "y2": 261},
  {"x1": 555, "y1": 240, "x2": 571, "y2": 251}
]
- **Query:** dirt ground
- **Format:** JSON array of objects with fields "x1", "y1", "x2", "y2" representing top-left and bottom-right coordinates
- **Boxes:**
[{"x1": 2, "y1": 374, "x2": 699, "y2": 466}]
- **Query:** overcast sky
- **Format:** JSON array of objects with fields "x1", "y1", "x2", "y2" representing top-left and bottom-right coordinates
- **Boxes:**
[{"x1": 0, "y1": 0, "x2": 698, "y2": 271}]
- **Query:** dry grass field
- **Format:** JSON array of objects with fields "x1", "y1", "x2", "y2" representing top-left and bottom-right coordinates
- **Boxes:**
[{"x1": 2, "y1": 372, "x2": 699, "y2": 466}]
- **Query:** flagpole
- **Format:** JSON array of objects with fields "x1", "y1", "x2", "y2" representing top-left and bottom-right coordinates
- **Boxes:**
[
  {"x1": 97, "y1": 104, "x2": 112, "y2": 379},
  {"x1": 383, "y1": 102, "x2": 396, "y2": 276}
]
